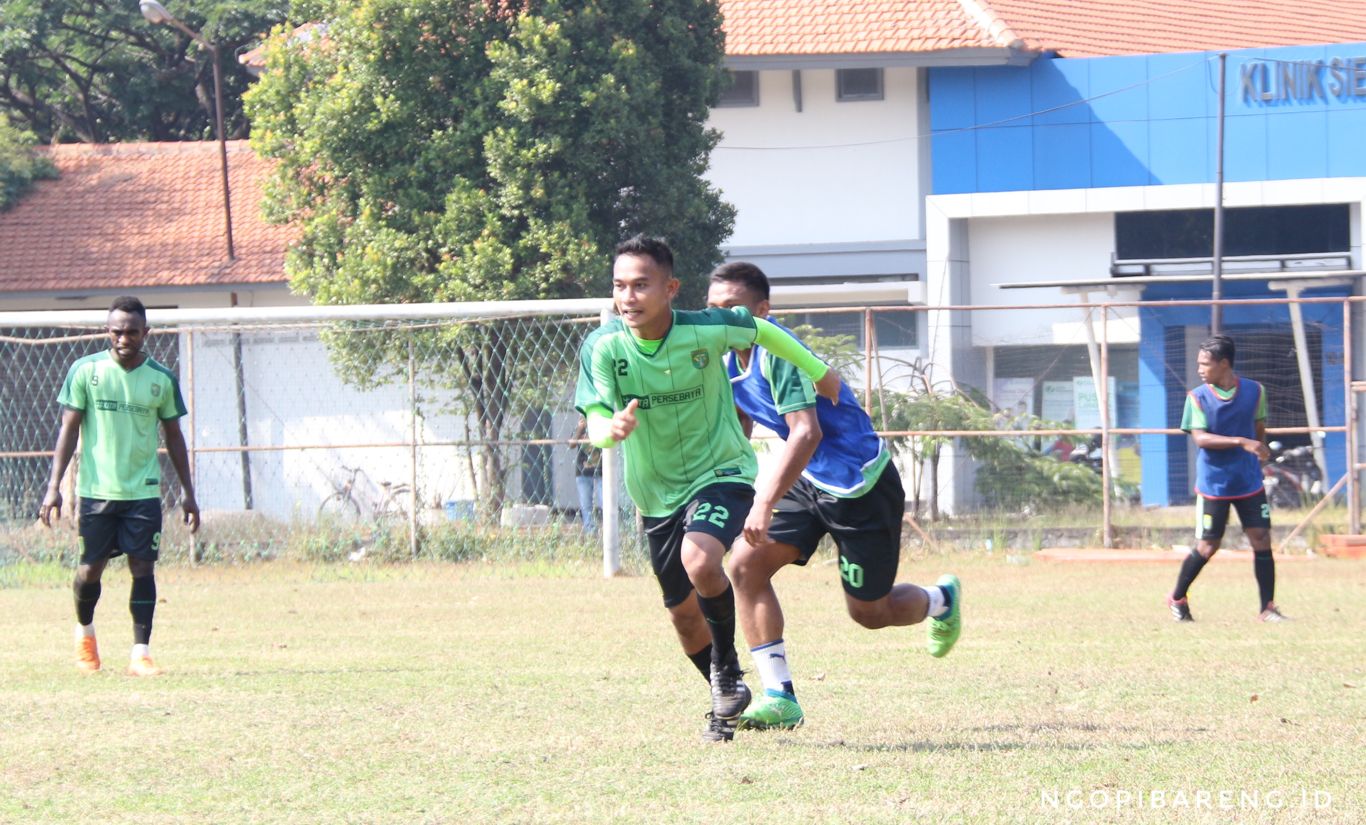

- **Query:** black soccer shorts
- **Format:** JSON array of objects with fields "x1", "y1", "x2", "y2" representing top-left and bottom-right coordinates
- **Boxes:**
[
  {"x1": 642, "y1": 482, "x2": 755, "y2": 608},
  {"x1": 1197, "y1": 489, "x2": 1271, "y2": 542},
  {"x1": 766, "y1": 462, "x2": 905, "y2": 602},
  {"x1": 78, "y1": 497, "x2": 163, "y2": 564}
]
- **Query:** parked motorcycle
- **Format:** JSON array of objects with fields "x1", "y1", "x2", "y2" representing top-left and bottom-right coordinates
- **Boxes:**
[{"x1": 1263, "y1": 441, "x2": 1323, "y2": 509}]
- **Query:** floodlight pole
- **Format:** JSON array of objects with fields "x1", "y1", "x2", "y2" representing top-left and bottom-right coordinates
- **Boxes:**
[{"x1": 1211, "y1": 52, "x2": 1227, "y2": 333}]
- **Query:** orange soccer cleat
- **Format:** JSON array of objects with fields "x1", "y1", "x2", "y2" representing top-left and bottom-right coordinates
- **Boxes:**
[
  {"x1": 127, "y1": 656, "x2": 164, "y2": 677},
  {"x1": 75, "y1": 635, "x2": 101, "y2": 672}
]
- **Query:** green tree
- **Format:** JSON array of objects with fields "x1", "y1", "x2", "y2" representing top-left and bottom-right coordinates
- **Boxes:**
[
  {"x1": 0, "y1": 0, "x2": 285, "y2": 143},
  {"x1": 246, "y1": 0, "x2": 734, "y2": 517},
  {"x1": 868, "y1": 370, "x2": 1100, "y2": 519},
  {"x1": 0, "y1": 112, "x2": 55, "y2": 209}
]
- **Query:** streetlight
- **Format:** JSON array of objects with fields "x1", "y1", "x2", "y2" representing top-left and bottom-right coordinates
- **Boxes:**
[{"x1": 140, "y1": 0, "x2": 235, "y2": 261}]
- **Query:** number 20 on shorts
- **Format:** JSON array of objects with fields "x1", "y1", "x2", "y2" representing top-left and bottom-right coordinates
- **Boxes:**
[{"x1": 840, "y1": 555, "x2": 864, "y2": 589}]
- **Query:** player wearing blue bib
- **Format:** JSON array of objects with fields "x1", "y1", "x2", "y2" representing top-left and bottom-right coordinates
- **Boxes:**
[
  {"x1": 706, "y1": 263, "x2": 962, "y2": 731},
  {"x1": 1167, "y1": 334, "x2": 1287, "y2": 623}
]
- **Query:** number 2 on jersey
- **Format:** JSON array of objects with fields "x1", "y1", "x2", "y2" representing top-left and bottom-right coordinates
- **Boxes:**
[{"x1": 615, "y1": 358, "x2": 628, "y2": 377}]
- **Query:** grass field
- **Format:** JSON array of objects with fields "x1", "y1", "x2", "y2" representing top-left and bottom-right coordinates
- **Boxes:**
[{"x1": 1, "y1": 552, "x2": 1362, "y2": 824}]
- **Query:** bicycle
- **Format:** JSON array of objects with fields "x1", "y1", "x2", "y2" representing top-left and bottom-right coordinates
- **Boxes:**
[{"x1": 317, "y1": 465, "x2": 415, "y2": 526}]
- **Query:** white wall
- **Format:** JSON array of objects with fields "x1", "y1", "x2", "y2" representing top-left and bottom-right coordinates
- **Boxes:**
[
  {"x1": 707, "y1": 68, "x2": 924, "y2": 248},
  {"x1": 184, "y1": 331, "x2": 582, "y2": 521},
  {"x1": 0, "y1": 284, "x2": 301, "y2": 313},
  {"x1": 965, "y1": 213, "x2": 1141, "y2": 346}
]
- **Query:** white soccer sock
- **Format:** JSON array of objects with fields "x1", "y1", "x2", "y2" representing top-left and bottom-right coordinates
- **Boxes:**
[
  {"x1": 131, "y1": 643, "x2": 150, "y2": 660},
  {"x1": 923, "y1": 585, "x2": 948, "y2": 618},
  {"x1": 75, "y1": 623, "x2": 95, "y2": 639},
  {"x1": 751, "y1": 639, "x2": 792, "y2": 694}
]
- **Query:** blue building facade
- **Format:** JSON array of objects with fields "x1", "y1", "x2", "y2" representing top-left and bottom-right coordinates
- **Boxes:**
[{"x1": 927, "y1": 43, "x2": 1366, "y2": 504}]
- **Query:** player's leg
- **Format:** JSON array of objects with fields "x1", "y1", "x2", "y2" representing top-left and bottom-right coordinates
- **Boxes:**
[
  {"x1": 644, "y1": 512, "x2": 712, "y2": 681},
  {"x1": 73, "y1": 498, "x2": 117, "y2": 672},
  {"x1": 1236, "y1": 492, "x2": 1285, "y2": 620},
  {"x1": 828, "y1": 464, "x2": 961, "y2": 656},
  {"x1": 645, "y1": 508, "x2": 743, "y2": 741},
  {"x1": 678, "y1": 485, "x2": 755, "y2": 736},
  {"x1": 730, "y1": 533, "x2": 804, "y2": 730},
  {"x1": 575, "y1": 475, "x2": 596, "y2": 531},
  {"x1": 122, "y1": 499, "x2": 164, "y2": 676},
  {"x1": 1169, "y1": 496, "x2": 1227, "y2": 621}
]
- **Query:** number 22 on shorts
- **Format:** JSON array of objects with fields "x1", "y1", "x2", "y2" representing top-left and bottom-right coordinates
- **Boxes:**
[{"x1": 691, "y1": 502, "x2": 730, "y2": 528}]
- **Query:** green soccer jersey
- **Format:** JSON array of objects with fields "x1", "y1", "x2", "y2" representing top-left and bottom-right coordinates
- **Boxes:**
[
  {"x1": 575, "y1": 308, "x2": 759, "y2": 517},
  {"x1": 57, "y1": 351, "x2": 187, "y2": 500}
]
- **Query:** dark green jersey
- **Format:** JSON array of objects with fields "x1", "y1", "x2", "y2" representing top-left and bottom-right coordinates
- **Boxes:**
[
  {"x1": 575, "y1": 308, "x2": 759, "y2": 517},
  {"x1": 57, "y1": 352, "x2": 186, "y2": 500}
]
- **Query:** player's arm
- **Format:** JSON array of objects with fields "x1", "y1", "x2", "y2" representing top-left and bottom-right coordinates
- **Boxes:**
[
  {"x1": 1253, "y1": 385, "x2": 1270, "y2": 460},
  {"x1": 753, "y1": 318, "x2": 842, "y2": 404},
  {"x1": 39, "y1": 408, "x2": 82, "y2": 526},
  {"x1": 584, "y1": 400, "x2": 639, "y2": 448},
  {"x1": 1189, "y1": 429, "x2": 1269, "y2": 460},
  {"x1": 160, "y1": 417, "x2": 200, "y2": 533},
  {"x1": 736, "y1": 406, "x2": 754, "y2": 439},
  {"x1": 576, "y1": 334, "x2": 637, "y2": 448},
  {"x1": 745, "y1": 406, "x2": 821, "y2": 546}
]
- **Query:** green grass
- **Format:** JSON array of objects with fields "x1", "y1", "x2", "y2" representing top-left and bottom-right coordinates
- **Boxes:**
[{"x1": 1, "y1": 555, "x2": 1362, "y2": 824}]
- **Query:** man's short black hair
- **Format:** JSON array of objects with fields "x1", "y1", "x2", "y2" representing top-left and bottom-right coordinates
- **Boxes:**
[
  {"x1": 614, "y1": 234, "x2": 674, "y2": 274},
  {"x1": 109, "y1": 295, "x2": 147, "y2": 324},
  {"x1": 708, "y1": 261, "x2": 770, "y2": 302},
  {"x1": 1200, "y1": 334, "x2": 1235, "y2": 366}
]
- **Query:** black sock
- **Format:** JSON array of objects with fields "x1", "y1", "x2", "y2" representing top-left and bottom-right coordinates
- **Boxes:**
[
  {"x1": 688, "y1": 647, "x2": 712, "y2": 682},
  {"x1": 130, "y1": 575, "x2": 156, "y2": 646},
  {"x1": 1253, "y1": 550, "x2": 1275, "y2": 611},
  {"x1": 74, "y1": 579, "x2": 101, "y2": 626},
  {"x1": 1172, "y1": 551, "x2": 1208, "y2": 601},
  {"x1": 697, "y1": 585, "x2": 738, "y2": 667}
]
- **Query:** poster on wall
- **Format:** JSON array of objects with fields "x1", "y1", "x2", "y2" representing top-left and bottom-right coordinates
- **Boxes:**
[
  {"x1": 1073, "y1": 376, "x2": 1117, "y2": 429},
  {"x1": 992, "y1": 378, "x2": 1036, "y2": 417},
  {"x1": 1041, "y1": 381, "x2": 1074, "y2": 423}
]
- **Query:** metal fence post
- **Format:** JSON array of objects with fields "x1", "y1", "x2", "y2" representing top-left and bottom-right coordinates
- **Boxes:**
[
  {"x1": 599, "y1": 307, "x2": 621, "y2": 577},
  {"x1": 408, "y1": 330, "x2": 419, "y2": 559},
  {"x1": 1346, "y1": 300, "x2": 1359, "y2": 535},
  {"x1": 1100, "y1": 304, "x2": 1113, "y2": 549},
  {"x1": 185, "y1": 328, "x2": 198, "y2": 566}
]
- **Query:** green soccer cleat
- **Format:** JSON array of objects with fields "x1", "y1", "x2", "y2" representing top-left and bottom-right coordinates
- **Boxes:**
[
  {"x1": 737, "y1": 690, "x2": 805, "y2": 731},
  {"x1": 927, "y1": 574, "x2": 961, "y2": 658}
]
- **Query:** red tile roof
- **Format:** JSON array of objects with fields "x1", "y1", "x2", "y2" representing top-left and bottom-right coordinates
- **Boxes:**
[
  {"x1": 241, "y1": 1, "x2": 1366, "y2": 66},
  {"x1": 0, "y1": 141, "x2": 292, "y2": 294},
  {"x1": 239, "y1": 1, "x2": 1028, "y2": 70},
  {"x1": 719, "y1": 0, "x2": 1023, "y2": 56},
  {"x1": 987, "y1": 0, "x2": 1366, "y2": 57}
]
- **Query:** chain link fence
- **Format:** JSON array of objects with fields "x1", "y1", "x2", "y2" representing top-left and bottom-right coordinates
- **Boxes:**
[{"x1": 1, "y1": 296, "x2": 1358, "y2": 583}]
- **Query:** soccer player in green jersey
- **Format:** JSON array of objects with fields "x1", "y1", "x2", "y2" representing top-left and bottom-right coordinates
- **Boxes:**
[
  {"x1": 576, "y1": 235, "x2": 841, "y2": 741},
  {"x1": 39, "y1": 296, "x2": 200, "y2": 676}
]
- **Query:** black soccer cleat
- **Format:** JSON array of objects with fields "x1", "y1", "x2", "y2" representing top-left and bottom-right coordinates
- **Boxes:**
[
  {"x1": 701, "y1": 710, "x2": 738, "y2": 743},
  {"x1": 1167, "y1": 596, "x2": 1193, "y2": 622},
  {"x1": 709, "y1": 658, "x2": 753, "y2": 721}
]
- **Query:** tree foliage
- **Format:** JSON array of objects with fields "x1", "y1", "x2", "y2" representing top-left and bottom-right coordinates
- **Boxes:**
[
  {"x1": 0, "y1": 112, "x2": 55, "y2": 209},
  {"x1": 245, "y1": 0, "x2": 734, "y2": 517},
  {"x1": 0, "y1": 0, "x2": 285, "y2": 143},
  {"x1": 246, "y1": 0, "x2": 733, "y2": 306},
  {"x1": 868, "y1": 369, "x2": 1101, "y2": 519}
]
